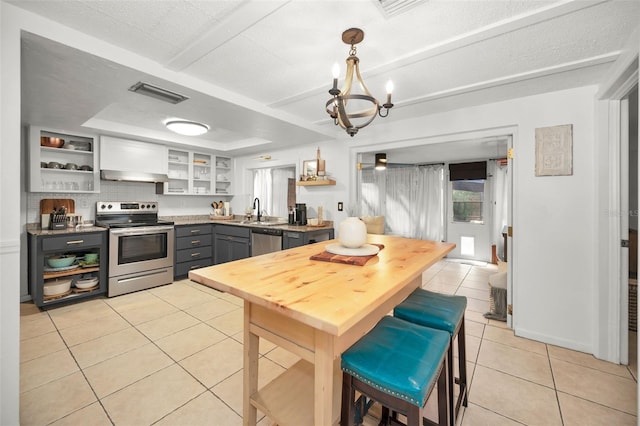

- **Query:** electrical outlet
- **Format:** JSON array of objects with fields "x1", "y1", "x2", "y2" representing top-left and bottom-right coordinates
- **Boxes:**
[{"x1": 338, "y1": 202, "x2": 343, "y2": 211}]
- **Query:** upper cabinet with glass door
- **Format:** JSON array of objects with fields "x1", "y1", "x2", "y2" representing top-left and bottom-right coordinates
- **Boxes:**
[
  {"x1": 214, "y1": 156, "x2": 233, "y2": 196},
  {"x1": 28, "y1": 126, "x2": 100, "y2": 193},
  {"x1": 163, "y1": 149, "x2": 232, "y2": 196}
]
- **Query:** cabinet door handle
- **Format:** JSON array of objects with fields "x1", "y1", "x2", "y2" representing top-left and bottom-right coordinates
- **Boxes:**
[
  {"x1": 189, "y1": 265, "x2": 202, "y2": 270},
  {"x1": 191, "y1": 252, "x2": 201, "y2": 257},
  {"x1": 66, "y1": 240, "x2": 84, "y2": 245},
  {"x1": 190, "y1": 230, "x2": 201, "y2": 234},
  {"x1": 191, "y1": 240, "x2": 200, "y2": 245}
]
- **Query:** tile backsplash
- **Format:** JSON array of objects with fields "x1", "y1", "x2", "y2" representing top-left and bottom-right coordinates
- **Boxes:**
[{"x1": 26, "y1": 180, "x2": 215, "y2": 225}]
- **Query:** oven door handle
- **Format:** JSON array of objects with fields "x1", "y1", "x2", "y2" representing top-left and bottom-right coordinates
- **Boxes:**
[{"x1": 110, "y1": 225, "x2": 175, "y2": 236}]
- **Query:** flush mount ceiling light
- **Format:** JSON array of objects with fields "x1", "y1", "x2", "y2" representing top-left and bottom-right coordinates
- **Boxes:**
[
  {"x1": 165, "y1": 120, "x2": 209, "y2": 136},
  {"x1": 375, "y1": 153, "x2": 387, "y2": 170},
  {"x1": 326, "y1": 28, "x2": 394, "y2": 137}
]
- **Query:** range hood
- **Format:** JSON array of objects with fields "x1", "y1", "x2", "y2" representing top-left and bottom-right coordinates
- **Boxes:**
[
  {"x1": 99, "y1": 136, "x2": 170, "y2": 184},
  {"x1": 100, "y1": 170, "x2": 169, "y2": 183}
]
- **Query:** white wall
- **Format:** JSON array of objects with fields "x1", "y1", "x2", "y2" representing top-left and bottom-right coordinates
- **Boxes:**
[
  {"x1": 1, "y1": 2, "x2": 22, "y2": 423},
  {"x1": 232, "y1": 141, "x2": 352, "y2": 224},
  {"x1": 236, "y1": 86, "x2": 600, "y2": 355}
]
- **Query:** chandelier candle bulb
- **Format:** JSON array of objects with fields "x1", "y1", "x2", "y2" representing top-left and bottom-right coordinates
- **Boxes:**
[{"x1": 331, "y1": 63, "x2": 340, "y2": 93}]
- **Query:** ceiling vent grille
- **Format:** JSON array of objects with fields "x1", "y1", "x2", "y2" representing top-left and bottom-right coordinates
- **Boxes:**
[
  {"x1": 128, "y1": 81, "x2": 189, "y2": 104},
  {"x1": 376, "y1": 0, "x2": 427, "y2": 17}
]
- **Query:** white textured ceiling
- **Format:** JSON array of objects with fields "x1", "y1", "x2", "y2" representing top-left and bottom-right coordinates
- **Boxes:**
[{"x1": 10, "y1": 0, "x2": 640, "y2": 160}]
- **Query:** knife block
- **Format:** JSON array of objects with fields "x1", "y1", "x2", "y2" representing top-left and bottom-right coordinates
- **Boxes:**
[{"x1": 49, "y1": 213, "x2": 67, "y2": 230}]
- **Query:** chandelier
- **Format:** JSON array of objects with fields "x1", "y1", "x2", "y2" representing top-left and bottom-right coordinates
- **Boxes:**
[{"x1": 326, "y1": 28, "x2": 394, "y2": 137}]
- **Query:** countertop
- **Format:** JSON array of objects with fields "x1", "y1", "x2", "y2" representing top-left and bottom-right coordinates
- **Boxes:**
[
  {"x1": 26, "y1": 216, "x2": 333, "y2": 236},
  {"x1": 164, "y1": 215, "x2": 333, "y2": 233},
  {"x1": 189, "y1": 234, "x2": 455, "y2": 335},
  {"x1": 27, "y1": 224, "x2": 106, "y2": 236}
]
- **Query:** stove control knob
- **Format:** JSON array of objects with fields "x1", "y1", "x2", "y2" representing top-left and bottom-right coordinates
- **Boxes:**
[
  {"x1": 140, "y1": 204, "x2": 145, "y2": 209},
  {"x1": 100, "y1": 204, "x2": 106, "y2": 210},
  {"x1": 108, "y1": 204, "x2": 113, "y2": 209},
  {"x1": 151, "y1": 204, "x2": 156, "y2": 209}
]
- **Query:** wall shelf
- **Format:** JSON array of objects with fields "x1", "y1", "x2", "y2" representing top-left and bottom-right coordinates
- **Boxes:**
[{"x1": 296, "y1": 179, "x2": 336, "y2": 187}]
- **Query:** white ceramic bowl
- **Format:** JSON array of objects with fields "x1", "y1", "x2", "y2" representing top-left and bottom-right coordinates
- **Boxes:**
[
  {"x1": 43, "y1": 279, "x2": 71, "y2": 296},
  {"x1": 307, "y1": 218, "x2": 319, "y2": 226},
  {"x1": 75, "y1": 277, "x2": 98, "y2": 289}
]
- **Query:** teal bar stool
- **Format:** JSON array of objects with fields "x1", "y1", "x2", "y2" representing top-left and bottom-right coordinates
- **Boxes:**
[
  {"x1": 341, "y1": 316, "x2": 450, "y2": 426},
  {"x1": 394, "y1": 289, "x2": 467, "y2": 426}
]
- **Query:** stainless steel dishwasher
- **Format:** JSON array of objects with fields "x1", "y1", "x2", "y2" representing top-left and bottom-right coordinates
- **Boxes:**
[{"x1": 250, "y1": 227, "x2": 283, "y2": 256}]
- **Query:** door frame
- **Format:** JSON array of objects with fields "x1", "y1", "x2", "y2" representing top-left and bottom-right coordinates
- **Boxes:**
[{"x1": 594, "y1": 40, "x2": 638, "y2": 363}]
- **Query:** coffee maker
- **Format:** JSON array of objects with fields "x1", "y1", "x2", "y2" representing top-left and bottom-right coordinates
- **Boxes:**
[{"x1": 295, "y1": 203, "x2": 307, "y2": 226}]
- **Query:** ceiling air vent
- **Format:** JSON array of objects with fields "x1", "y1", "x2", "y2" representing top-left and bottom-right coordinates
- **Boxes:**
[
  {"x1": 128, "y1": 81, "x2": 189, "y2": 104},
  {"x1": 375, "y1": 0, "x2": 427, "y2": 17}
]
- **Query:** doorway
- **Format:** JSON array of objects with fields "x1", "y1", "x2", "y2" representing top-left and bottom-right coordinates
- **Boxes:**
[{"x1": 624, "y1": 84, "x2": 638, "y2": 365}]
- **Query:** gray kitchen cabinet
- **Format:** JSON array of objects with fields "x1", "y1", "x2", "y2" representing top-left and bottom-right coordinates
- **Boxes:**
[
  {"x1": 174, "y1": 224, "x2": 213, "y2": 278},
  {"x1": 282, "y1": 228, "x2": 334, "y2": 250},
  {"x1": 214, "y1": 224, "x2": 250, "y2": 264},
  {"x1": 28, "y1": 229, "x2": 107, "y2": 308}
]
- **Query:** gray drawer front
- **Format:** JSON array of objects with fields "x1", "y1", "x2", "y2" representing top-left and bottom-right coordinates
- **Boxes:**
[
  {"x1": 175, "y1": 259, "x2": 212, "y2": 277},
  {"x1": 214, "y1": 224, "x2": 250, "y2": 238},
  {"x1": 175, "y1": 224, "x2": 211, "y2": 238},
  {"x1": 176, "y1": 234, "x2": 212, "y2": 250},
  {"x1": 176, "y1": 246, "x2": 212, "y2": 263},
  {"x1": 42, "y1": 232, "x2": 104, "y2": 251}
]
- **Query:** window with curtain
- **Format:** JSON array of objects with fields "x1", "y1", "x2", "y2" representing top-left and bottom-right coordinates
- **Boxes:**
[
  {"x1": 359, "y1": 164, "x2": 445, "y2": 241},
  {"x1": 253, "y1": 167, "x2": 295, "y2": 218}
]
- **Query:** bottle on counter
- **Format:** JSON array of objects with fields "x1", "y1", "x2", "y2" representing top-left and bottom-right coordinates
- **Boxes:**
[{"x1": 288, "y1": 206, "x2": 295, "y2": 224}]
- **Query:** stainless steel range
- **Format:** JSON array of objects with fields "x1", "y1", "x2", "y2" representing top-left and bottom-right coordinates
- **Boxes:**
[{"x1": 96, "y1": 201, "x2": 174, "y2": 297}]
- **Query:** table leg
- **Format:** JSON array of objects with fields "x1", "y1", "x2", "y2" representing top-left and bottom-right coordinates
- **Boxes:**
[
  {"x1": 315, "y1": 331, "x2": 341, "y2": 425},
  {"x1": 243, "y1": 301, "x2": 258, "y2": 426}
]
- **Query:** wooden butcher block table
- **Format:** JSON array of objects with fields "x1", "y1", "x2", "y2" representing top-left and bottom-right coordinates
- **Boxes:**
[{"x1": 189, "y1": 234, "x2": 455, "y2": 426}]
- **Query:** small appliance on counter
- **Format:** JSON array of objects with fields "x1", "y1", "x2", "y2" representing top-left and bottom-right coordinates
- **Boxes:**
[{"x1": 295, "y1": 203, "x2": 307, "y2": 226}]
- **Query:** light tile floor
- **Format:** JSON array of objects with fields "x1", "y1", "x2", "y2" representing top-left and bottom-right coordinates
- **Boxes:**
[{"x1": 20, "y1": 260, "x2": 638, "y2": 425}]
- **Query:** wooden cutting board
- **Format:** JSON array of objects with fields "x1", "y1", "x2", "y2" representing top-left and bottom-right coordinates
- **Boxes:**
[{"x1": 40, "y1": 199, "x2": 75, "y2": 214}]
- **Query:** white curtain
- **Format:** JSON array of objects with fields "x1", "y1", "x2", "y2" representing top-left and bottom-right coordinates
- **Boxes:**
[
  {"x1": 415, "y1": 165, "x2": 445, "y2": 241},
  {"x1": 492, "y1": 161, "x2": 508, "y2": 260},
  {"x1": 360, "y1": 169, "x2": 386, "y2": 217},
  {"x1": 359, "y1": 164, "x2": 444, "y2": 240},
  {"x1": 272, "y1": 167, "x2": 295, "y2": 217},
  {"x1": 253, "y1": 168, "x2": 272, "y2": 216}
]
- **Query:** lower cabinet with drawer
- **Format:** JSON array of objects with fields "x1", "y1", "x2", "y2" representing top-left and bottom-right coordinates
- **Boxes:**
[
  {"x1": 282, "y1": 228, "x2": 335, "y2": 250},
  {"x1": 28, "y1": 229, "x2": 107, "y2": 309},
  {"x1": 174, "y1": 224, "x2": 213, "y2": 278}
]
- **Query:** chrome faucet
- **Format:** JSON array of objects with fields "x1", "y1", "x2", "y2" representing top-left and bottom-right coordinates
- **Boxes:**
[{"x1": 253, "y1": 197, "x2": 261, "y2": 222}]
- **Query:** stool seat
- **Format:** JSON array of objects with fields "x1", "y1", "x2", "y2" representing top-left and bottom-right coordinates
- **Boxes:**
[
  {"x1": 341, "y1": 316, "x2": 450, "y2": 407},
  {"x1": 393, "y1": 289, "x2": 466, "y2": 335},
  {"x1": 393, "y1": 288, "x2": 468, "y2": 426}
]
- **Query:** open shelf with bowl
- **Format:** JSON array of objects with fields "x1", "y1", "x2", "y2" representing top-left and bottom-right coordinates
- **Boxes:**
[
  {"x1": 28, "y1": 126, "x2": 100, "y2": 193},
  {"x1": 28, "y1": 230, "x2": 107, "y2": 308}
]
